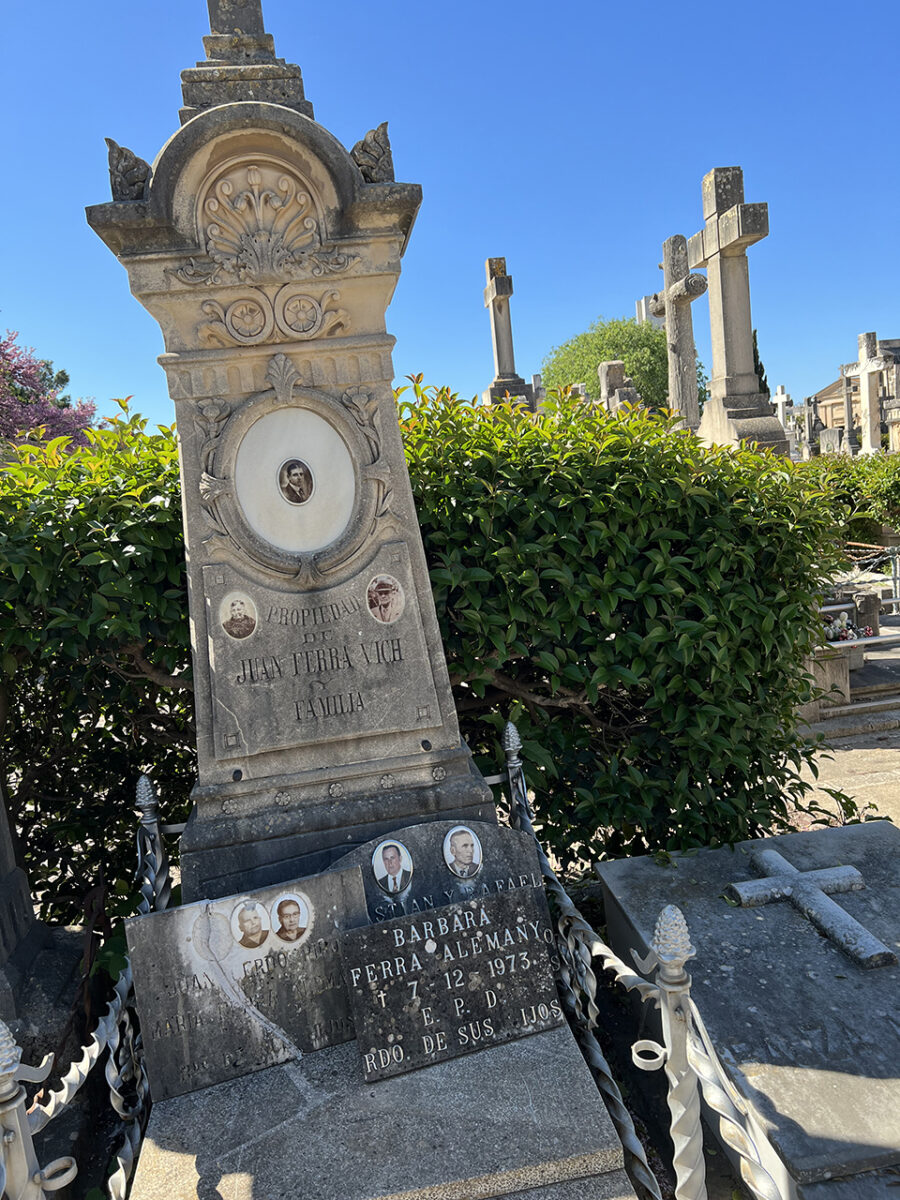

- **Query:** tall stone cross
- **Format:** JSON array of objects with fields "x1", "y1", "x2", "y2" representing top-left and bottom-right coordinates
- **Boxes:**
[
  {"x1": 650, "y1": 235, "x2": 707, "y2": 429},
  {"x1": 726, "y1": 846, "x2": 897, "y2": 969},
  {"x1": 482, "y1": 259, "x2": 534, "y2": 410},
  {"x1": 771, "y1": 384, "x2": 791, "y2": 426},
  {"x1": 688, "y1": 167, "x2": 787, "y2": 453}
]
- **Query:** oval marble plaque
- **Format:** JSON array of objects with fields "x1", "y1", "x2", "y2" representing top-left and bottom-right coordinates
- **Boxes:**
[{"x1": 234, "y1": 409, "x2": 355, "y2": 553}]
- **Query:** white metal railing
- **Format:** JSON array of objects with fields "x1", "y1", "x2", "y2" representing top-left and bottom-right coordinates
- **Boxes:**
[
  {"x1": 4, "y1": 776, "x2": 170, "y2": 1200},
  {"x1": 500, "y1": 720, "x2": 786, "y2": 1200}
]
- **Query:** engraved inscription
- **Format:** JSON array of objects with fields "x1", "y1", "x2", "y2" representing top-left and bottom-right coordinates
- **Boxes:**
[{"x1": 341, "y1": 889, "x2": 563, "y2": 1082}]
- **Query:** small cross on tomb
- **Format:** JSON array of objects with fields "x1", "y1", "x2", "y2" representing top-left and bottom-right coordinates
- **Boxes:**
[{"x1": 726, "y1": 846, "x2": 897, "y2": 969}]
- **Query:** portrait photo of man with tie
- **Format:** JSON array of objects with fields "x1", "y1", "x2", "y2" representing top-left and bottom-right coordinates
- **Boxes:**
[
  {"x1": 373, "y1": 841, "x2": 413, "y2": 896},
  {"x1": 443, "y1": 826, "x2": 483, "y2": 879}
]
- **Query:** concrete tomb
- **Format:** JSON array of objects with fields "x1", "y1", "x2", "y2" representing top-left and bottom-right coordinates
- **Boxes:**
[
  {"x1": 635, "y1": 295, "x2": 665, "y2": 330},
  {"x1": 88, "y1": 0, "x2": 495, "y2": 904},
  {"x1": 482, "y1": 258, "x2": 536, "y2": 410},
  {"x1": 597, "y1": 822, "x2": 900, "y2": 1198},
  {"x1": 688, "y1": 167, "x2": 788, "y2": 454},
  {"x1": 95, "y1": 6, "x2": 636, "y2": 1198}
]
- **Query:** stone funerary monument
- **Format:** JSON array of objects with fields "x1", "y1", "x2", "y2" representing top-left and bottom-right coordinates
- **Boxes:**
[
  {"x1": 90, "y1": 0, "x2": 496, "y2": 904},
  {"x1": 88, "y1": 4, "x2": 635, "y2": 1197}
]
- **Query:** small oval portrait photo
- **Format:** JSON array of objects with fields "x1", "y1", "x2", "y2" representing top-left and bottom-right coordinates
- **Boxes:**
[
  {"x1": 366, "y1": 575, "x2": 405, "y2": 625},
  {"x1": 279, "y1": 458, "x2": 315, "y2": 506},
  {"x1": 231, "y1": 900, "x2": 270, "y2": 950},
  {"x1": 220, "y1": 592, "x2": 257, "y2": 641},
  {"x1": 270, "y1": 893, "x2": 311, "y2": 946},
  {"x1": 443, "y1": 826, "x2": 483, "y2": 880},
  {"x1": 373, "y1": 840, "x2": 413, "y2": 896}
]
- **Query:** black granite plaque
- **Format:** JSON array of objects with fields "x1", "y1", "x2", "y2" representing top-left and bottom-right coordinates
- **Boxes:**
[
  {"x1": 126, "y1": 866, "x2": 365, "y2": 1100},
  {"x1": 340, "y1": 888, "x2": 564, "y2": 1081},
  {"x1": 330, "y1": 820, "x2": 544, "y2": 925}
]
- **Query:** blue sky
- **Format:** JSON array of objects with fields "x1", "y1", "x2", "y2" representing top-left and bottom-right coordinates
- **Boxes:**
[{"x1": 2, "y1": 1, "x2": 897, "y2": 427}]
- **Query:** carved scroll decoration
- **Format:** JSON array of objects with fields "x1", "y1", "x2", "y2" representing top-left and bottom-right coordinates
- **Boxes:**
[
  {"x1": 196, "y1": 356, "x2": 393, "y2": 586},
  {"x1": 198, "y1": 285, "x2": 348, "y2": 347}
]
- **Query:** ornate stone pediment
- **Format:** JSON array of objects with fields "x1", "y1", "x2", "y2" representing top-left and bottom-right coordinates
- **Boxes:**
[{"x1": 175, "y1": 159, "x2": 359, "y2": 286}]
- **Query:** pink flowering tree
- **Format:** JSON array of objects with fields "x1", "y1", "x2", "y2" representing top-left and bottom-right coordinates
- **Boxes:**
[{"x1": 0, "y1": 331, "x2": 95, "y2": 444}]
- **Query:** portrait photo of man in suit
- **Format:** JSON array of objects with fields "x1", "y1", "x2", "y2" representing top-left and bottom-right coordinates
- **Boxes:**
[
  {"x1": 279, "y1": 459, "x2": 314, "y2": 505},
  {"x1": 373, "y1": 841, "x2": 413, "y2": 896},
  {"x1": 444, "y1": 827, "x2": 482, "y2": 879}
]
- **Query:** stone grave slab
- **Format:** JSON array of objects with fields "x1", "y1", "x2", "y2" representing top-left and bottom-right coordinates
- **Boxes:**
[
  {"x1": 331, "y1": 818, "x2": 543, "y2": 923},
  {"x1": 129, "y1": 1032, "x2": 635, "y2": 1200},
  {"x1": 596, "y1": 822, "x2": 900, "y2": 1198},
  {"x1": 341, "y1": 889, "x2": 563, "y2": 1081},
  {"x1": 126, "y1": 866, "x2": 364, "y2": 1100}
]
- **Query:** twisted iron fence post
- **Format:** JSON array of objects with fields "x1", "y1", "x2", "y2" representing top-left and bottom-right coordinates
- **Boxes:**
[
  {"x1": 0, "y1": 1021, "x2": 76, "y2": 1199},
  {"x1": 501, "y1": 722, "x2": 665, "y2": 1200},
  {"x1": 135, "y1": 775, "x2": 171, "y2": 915},
  {"x1": 631, "y1": 906, "x2": 706, "y2": 1200}
]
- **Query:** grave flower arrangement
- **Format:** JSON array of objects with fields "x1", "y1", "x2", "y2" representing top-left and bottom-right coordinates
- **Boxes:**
[{"x1": 822, "y1": 611, "x2": 874, "y2": 641}]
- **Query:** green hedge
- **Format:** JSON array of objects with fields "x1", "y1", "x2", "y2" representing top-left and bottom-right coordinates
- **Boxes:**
[
  {"x1": 796, "y1": 452, "x2": 900, "y2": 543},
  {"x1": 0, "y1": 391, "x2": 854, "y2": 921}
]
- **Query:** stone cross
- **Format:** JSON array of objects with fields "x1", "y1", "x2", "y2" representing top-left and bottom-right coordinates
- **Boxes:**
[
  {"x1": 726, "y1": 846, "x2": 897, "y2": 969},
  {"x1": 688, "y1": 167, "x2": 786, "y2": 453},
  {"x1": 772, "y1": 384, "x2": 791, "y2": 426},
  {"x1": 652, "y1": 235, "x2": 707, "y2": 429},
  {"x1": 482, "y1": 259, "x2": 534, "y2": 409}
]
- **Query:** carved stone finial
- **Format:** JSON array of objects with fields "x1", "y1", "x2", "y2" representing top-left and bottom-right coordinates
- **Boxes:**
[
  {"x1": 351, "y1": 122, "x2": 395, "y2": 184},
  {"x1": 105, "y1": 138, "x2": 152, "y2": 202},
  {"x1": 650, "y1": 904, "x2": 695, "y2": 967},
  {"x1": 501, "y1": 721, "x2": 522, "y2": 755}
]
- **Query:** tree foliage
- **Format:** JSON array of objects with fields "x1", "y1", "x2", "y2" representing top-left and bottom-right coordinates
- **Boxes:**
[
  {"x1": 541, "y1": 317, "x2": 670, "y2": 408},
  {"x1": 0, "y1": 331, "x2": 95, "y2": 444},
  {"x1": 0, "y1": 390, "x2": 855, "y2": 920},
  {"x1": 752, "y1": 328, "x2": 770, "y2": 398}
]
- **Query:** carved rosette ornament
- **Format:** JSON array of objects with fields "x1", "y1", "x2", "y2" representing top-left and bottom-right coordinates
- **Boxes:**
[{"x1": 198, "y1": 285, "x2": 348, "y2": 347}]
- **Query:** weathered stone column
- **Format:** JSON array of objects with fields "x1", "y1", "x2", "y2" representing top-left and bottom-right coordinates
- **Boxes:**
[
  {"x1": 87, "y1": 2, "x2": 493, "y2": 900},
  {"x1": 687, "y1": 167, "x2": 787, "y2": 453},
  {"x1": 482, "y1": 258, "x2": 534, "y2": 409},
  {"x1": 598, "y1": 361, "x2": 640, "y2": 412},
  {"x1": 652, "y1": 235, "x2": 707, "y2": 429},
  {"x1": 841, "y1": 372, "x2": 860, "y2": 453},
  {"x1": 857, "y1": 332, "x2": 884, "y2": 454}
]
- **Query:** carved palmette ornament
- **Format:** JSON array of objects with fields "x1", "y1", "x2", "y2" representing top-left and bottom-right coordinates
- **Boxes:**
[
  {"x1": 198, "y1": 285, "x2": 348, "y2": 347},
  {"x1": 176, "y1": 160, "x2": 360, "y2": 286}
]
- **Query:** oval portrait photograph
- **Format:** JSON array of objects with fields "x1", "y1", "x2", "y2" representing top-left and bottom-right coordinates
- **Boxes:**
[
  {"x1": 270, "y1": 893, "x2": 311, "y2": 945},
  {"x1": 443, "y1": 826, "x2": 482, "y2": 880},
  {"x1": 219, "y1": 592, "x2": 258, "y2": 641},
  {"x1": 230, "y1": 900, "x2": 270, "y2": 950},
  {"x1": 366, "y1": 575, "x2": 405, "y2": 625},
  {"x1": 372, "y1": 840, "x2": 413, "y2": 896},
  {"x1": 278, "y1": 458, "x2": 315, "y2": 506}
]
